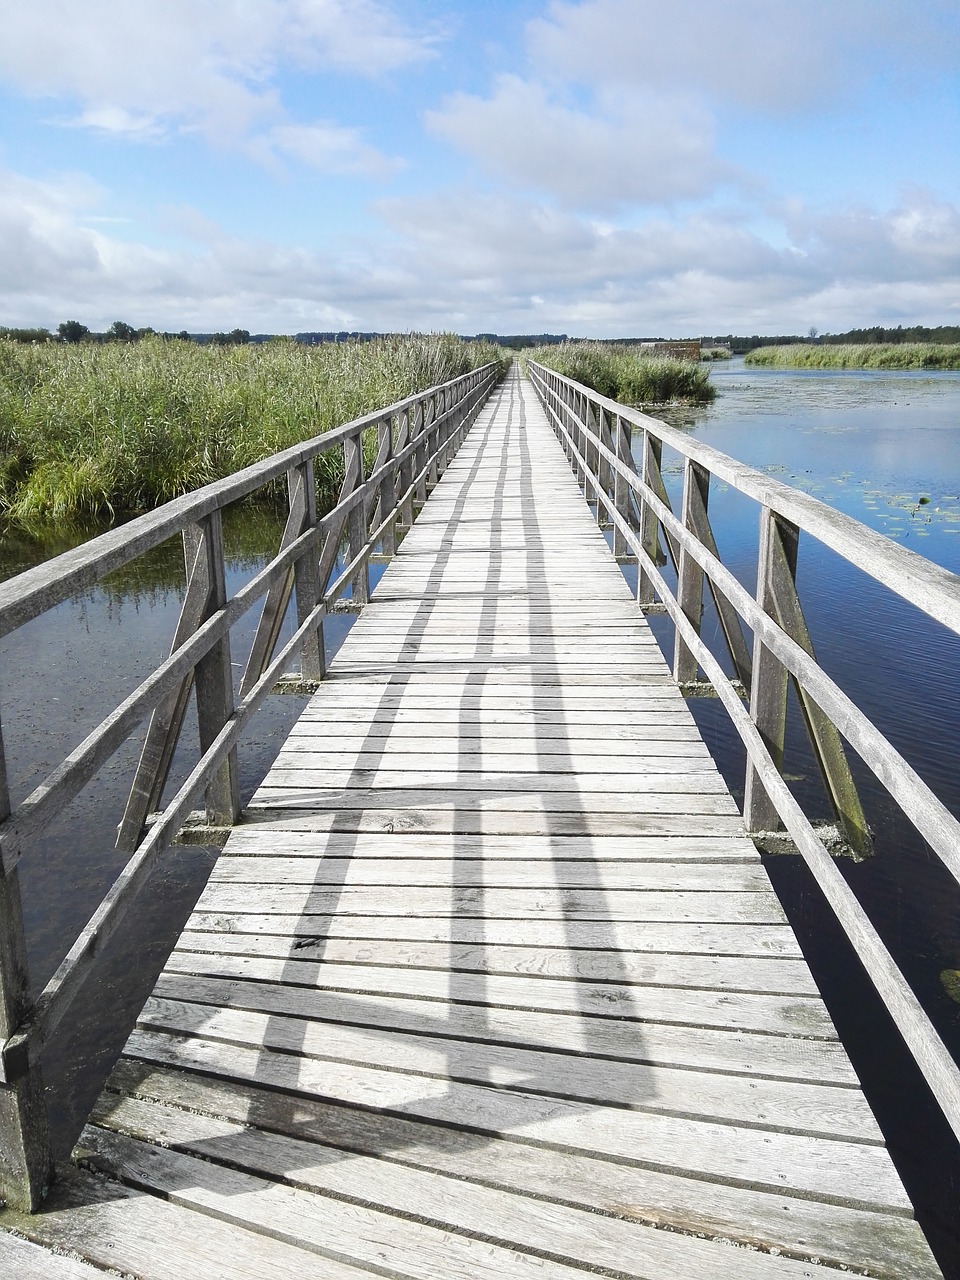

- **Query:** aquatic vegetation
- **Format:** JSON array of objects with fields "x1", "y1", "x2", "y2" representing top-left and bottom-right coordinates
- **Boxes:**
[
  {"x1": 525, "y1": 341, "x2": 716, "y2": 405},
  {"x1": 744, "y1": 343, "x2": 960, "y2": 370},
  {"x1": 0, "y1": 334, "x2": 506, "y2": 529}
]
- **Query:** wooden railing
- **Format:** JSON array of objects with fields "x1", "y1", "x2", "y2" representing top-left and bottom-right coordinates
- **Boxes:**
[
  {"x1": 0, "y1": 361, "x2": 502, "y2": 1209},
  {"x1": 528, "y1": 358, "x2": 960, "y2": 1148}
]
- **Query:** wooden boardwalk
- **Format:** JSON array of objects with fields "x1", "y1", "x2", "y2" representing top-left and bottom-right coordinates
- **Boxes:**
[{"x1": 4, "y1": 367, "x2": 941, "y2": 1277}]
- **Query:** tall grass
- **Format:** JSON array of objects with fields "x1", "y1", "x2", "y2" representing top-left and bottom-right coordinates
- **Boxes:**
[
  {"x1": 525, "y1": 341, "x2": 716, "y2": 405},
  {"x1": 0, "y1": 334, "x2": 506, "y2": 529},
  {"x1": 744, "y1": 343, "x2": 960, "y2": 370}
]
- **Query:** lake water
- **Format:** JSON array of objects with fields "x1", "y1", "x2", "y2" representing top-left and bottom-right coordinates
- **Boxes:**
[
  {"x1": 647, "y1": 360, "x2": 960, "y2": 1273},
  {"x1": 0, "y1": 362, "x2": 958, "y2": 1272}
]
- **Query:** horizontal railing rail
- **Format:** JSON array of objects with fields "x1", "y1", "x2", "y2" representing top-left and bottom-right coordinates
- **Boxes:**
[
  {"x1": 0, "y1": 360, "x2": 503, "y2": 1209},
  {"x1": 527, "y1": 358, "x2": 960, "y2": 1148}
]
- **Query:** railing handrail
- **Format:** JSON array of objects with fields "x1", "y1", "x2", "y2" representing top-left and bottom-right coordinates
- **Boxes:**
[
  {"x1": 0, "y1": 364, "x2": 501, "y2": 639},
  {"x1": 528, "y1": 362, "x2": 960, "y2": 638},
  {"x1": 0, "y1": 359, "x2": 504, "y2": 1210},
  {"x1": 527, "y1": 357, "x2": 960, "y2": 1148}
]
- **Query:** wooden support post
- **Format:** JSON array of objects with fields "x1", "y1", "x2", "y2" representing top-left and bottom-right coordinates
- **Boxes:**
[
  {"x1": 596, "y1": 405, "x2": 612, "y2": 518},
  {"x1": 397, "y1": 407, "x2": 413, "y2": 530},
  {"x1": 414, "y1": 400, "x2": 429, "y2": 505},
  {"x1": 745, "y1": 509, "x2": 871, "y2": 852},
  {"x1": 637, "y1": 432, "x2": 664, "y2": 607},
  {"x1": 288, "y1": 461, "x2": 325, "y2": 682},
  {"x1": 612, "y1": 416, "x2": 632, "y2": 557},
  {"x1": 191, "y1": 513, "x2": 240, "y2": 827},
  {"x1": 745, "y1": 510, "x2": 799, "y2": 834},
  {"x1": 119, "y1": 524, "x2": 218, "y2": 849},
  {"x1": 343, "y1": 431, "x2": 370, "y2": 605},
  {"x1": 428, "y1": 389, "x2": 443, "y2": 488},
  {"x1": 378, "y1": 418, "x2": 397, "y2": 557},
  {"x1": 674, "y1": 459, "x2": 710, "y2": 684},
  {"x1": 0, "y1": 712, "x2": 54, "y2": 1211}
]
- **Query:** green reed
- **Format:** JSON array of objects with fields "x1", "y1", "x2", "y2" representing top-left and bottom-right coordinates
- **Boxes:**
[
  {"x1": 744, "y1": 343, "x2": 960, "y2": 370},
  {"x1": 524, "y1": 342, "x2": 716, "y2": 405},
  {"x1": 0, "y1": 334, "x2": 506, "y2": 530}
]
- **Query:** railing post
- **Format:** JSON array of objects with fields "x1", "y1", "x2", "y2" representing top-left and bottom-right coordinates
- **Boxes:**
[
  {"x1": 191, "y1": 512, "x2": 241, "y2": 826},
  {"x1": 396, "y1": 406, "x2": 413, "y2": 531},
  {"x1": 596, "y1": 404, "x2": 612, "y2": 521},
  {"x1": 414, "y1": 400, "x2": 429, "y2": 506},
  {"x1": 613, "y1": 415, "x2": 632, "y2": 557},
  {"x1": 289, "y1": 460, "x2": 325, "y2": 682},
  {"x1": 0, "y1": 712, "x2": 54, "y2": 1211},
  {"x1": 744, "y1": 508, "x2": 794, "y2": 832},
  {"x1": 673, "y1": 459, "x2": 710, "y2": 684},
  {"x1": 378, "y1": 417, "x2": 397, "y2": 558},
  {"x1": 637, "y1": 431, "x2": 663, "y2": 607},
  {"x1": 744, "y1": 508, "x2": 871, "y2": 851},
  {"x1": 343, "y1": 428, "x2": 370, "y2": 605},
  {"x1": 428, "y1": 388, "x2": 443, "y2": 489}
]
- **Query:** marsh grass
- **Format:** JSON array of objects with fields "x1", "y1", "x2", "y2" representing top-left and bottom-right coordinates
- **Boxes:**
[
  {"x1": 525, "y1": 341, "x2": 716, "y2": 405},
  {"x1": 744, "y1": 343, "x2": 960, "y2": 370},
  {"x1": 0, "y1": 334, "x2": 505, "y2": 529}
]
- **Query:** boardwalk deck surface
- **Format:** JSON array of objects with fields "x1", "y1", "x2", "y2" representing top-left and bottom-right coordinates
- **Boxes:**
[{"x1": 3, "y1": 368, "x2": 941, "y2": 1277}]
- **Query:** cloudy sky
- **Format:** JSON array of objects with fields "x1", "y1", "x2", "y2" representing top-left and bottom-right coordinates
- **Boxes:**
[{"x1": 1, "y1": 0, "x2": 958, "y2": 336}]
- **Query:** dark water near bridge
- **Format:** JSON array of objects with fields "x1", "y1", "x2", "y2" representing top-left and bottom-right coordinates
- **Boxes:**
[{"x1": 1, "y1": 360, "x2": 959, "y2": 1272}]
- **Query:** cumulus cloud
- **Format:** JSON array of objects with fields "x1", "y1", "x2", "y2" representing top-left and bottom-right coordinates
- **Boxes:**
[
  {"x1": 0, "y1": 0, "x2": 435, "y2": 146},
  {"x1": 528, "y1": 0, "x2": 960, "y2": 112},
  {"x1": 3, "y1": 162, "x2": 959, "y2": 336},
  {"x1": 426, "y1": 76, "x2": 730, "y2": 209},
  {"x1": 255, "y1": 122, "x2": 404, "y2": 177}
]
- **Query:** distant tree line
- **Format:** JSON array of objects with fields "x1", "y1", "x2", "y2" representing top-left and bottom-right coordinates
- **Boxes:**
[
  {"x1": 0, "y1": 321, "x2": 253, "y2": 345},
  {"x1": 704, "y1": 324, "x2": 960, "y2": 354}
]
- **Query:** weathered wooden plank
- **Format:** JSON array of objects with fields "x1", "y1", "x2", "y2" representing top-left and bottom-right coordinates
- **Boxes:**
[
  {"x1": 0, "y1": 1230, "x2": 110, "y2": 1279},
  {"x1": 206, "y1": 856, "x2": 771, "y2": 892},
  {"x1": 192, "y1": 882, "x2": 785, "y2": 925},
  {"x1": 104, "y1": 1059, "x2": 942, "y2": 1280},
  {"x1": 78, "y1": 1120, "x2": 850, "y2": 1280},
  {"x1": 247, "y1": 788, "x2": 743, "y2": 816},
  {"x1": 117, "y1": 1029, "x2": 906, "y2": 1209},
  {"x1": 239, "y1": 806, "x2": 752, "y2": 836},
  {"x1": 159, "y1": 951, "x2": 827, "y2": 1036},
  {"x1": 134, "y1": 996, "x2": 873, "y2": 1137},
  {"x1": 175, "y1": 929, "x2": 814, "y2": 993},
  {"x1": 185, "y1": 911, "x2": 802, "y2": 956},
  {"x1": 149, "y1": 970, "x2": 857, "y2": 1082},
  {"x1": 270, "y1": 746, "x2": 720, "y2": 770},
  {"x1": 218, "y1": 829, "x2": 761, "y2": 862},
  {"x1": 0, "y1": 1164, "x2": 371, "y2": 1280}
]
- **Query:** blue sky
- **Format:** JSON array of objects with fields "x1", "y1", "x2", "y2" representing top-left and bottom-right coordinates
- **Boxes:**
[{"x1": 1, "y1": 0, "x2": 958, "y2": 336}]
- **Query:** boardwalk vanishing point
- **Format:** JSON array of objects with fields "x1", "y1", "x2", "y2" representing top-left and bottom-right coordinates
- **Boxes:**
[{"x1": 0, "y1": 365, "x2": 948, "y2": 1277}]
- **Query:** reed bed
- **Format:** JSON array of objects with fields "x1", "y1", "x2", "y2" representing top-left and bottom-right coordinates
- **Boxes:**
[
  {"x1": 525, "y1": 341, "x2": 716, "y2": 405},
  {"x1": 0, "y1": 334, "x2": 505, "y2": 529},
  {"x1": 745, "y1": 342, "x2": 960, "y2": 370}
]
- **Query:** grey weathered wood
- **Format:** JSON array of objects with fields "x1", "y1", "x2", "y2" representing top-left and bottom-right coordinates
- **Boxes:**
[
  {"x1": 102, "y1": 1060, "x2": 943, "y2": 1280},
  {"x1": 673, "y1": 458, "x2": 709, "y2": 684},
  {"x1": 0, "y1": 704, "x2": 54, "y2": 1211},
  {"x1": 116, "y1": 523, "x2": 215, "y2": 851},
  {"x1": 0, "y1": 363, "x2": 943, "y2": 1277},
  {"x1": 191, "y1": 512, "x2": 241, "y2": 827},
  {"x1": 744, "y1": 507, "x2": 794, "y2": 834}
]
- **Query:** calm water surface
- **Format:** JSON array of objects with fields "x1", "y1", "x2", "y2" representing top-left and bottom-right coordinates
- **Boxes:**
[
  {"x1": 652, "y1": 360, "x2": 960, "y2": 1274},
  {"x1": 1, "y1": 365, "x2": 959, "y2": 1271}
]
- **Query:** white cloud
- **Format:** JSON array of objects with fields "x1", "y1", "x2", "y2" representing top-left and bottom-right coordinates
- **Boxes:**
[
  {"x1": 426, "y1": 75, "x2": 729, "y2": 209},
  {"x1": 2, "y1": 165, "x2": 959, "y2": 336},
  {"x1": 528, "y1": 0, "x2": 960, "y2": 112},
  {"x1": 0, "y1": 0, "x2": 435, "y2": 146},
  {"x1": 262, "y1": 122, "x2": 404, "y2": 177}
]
